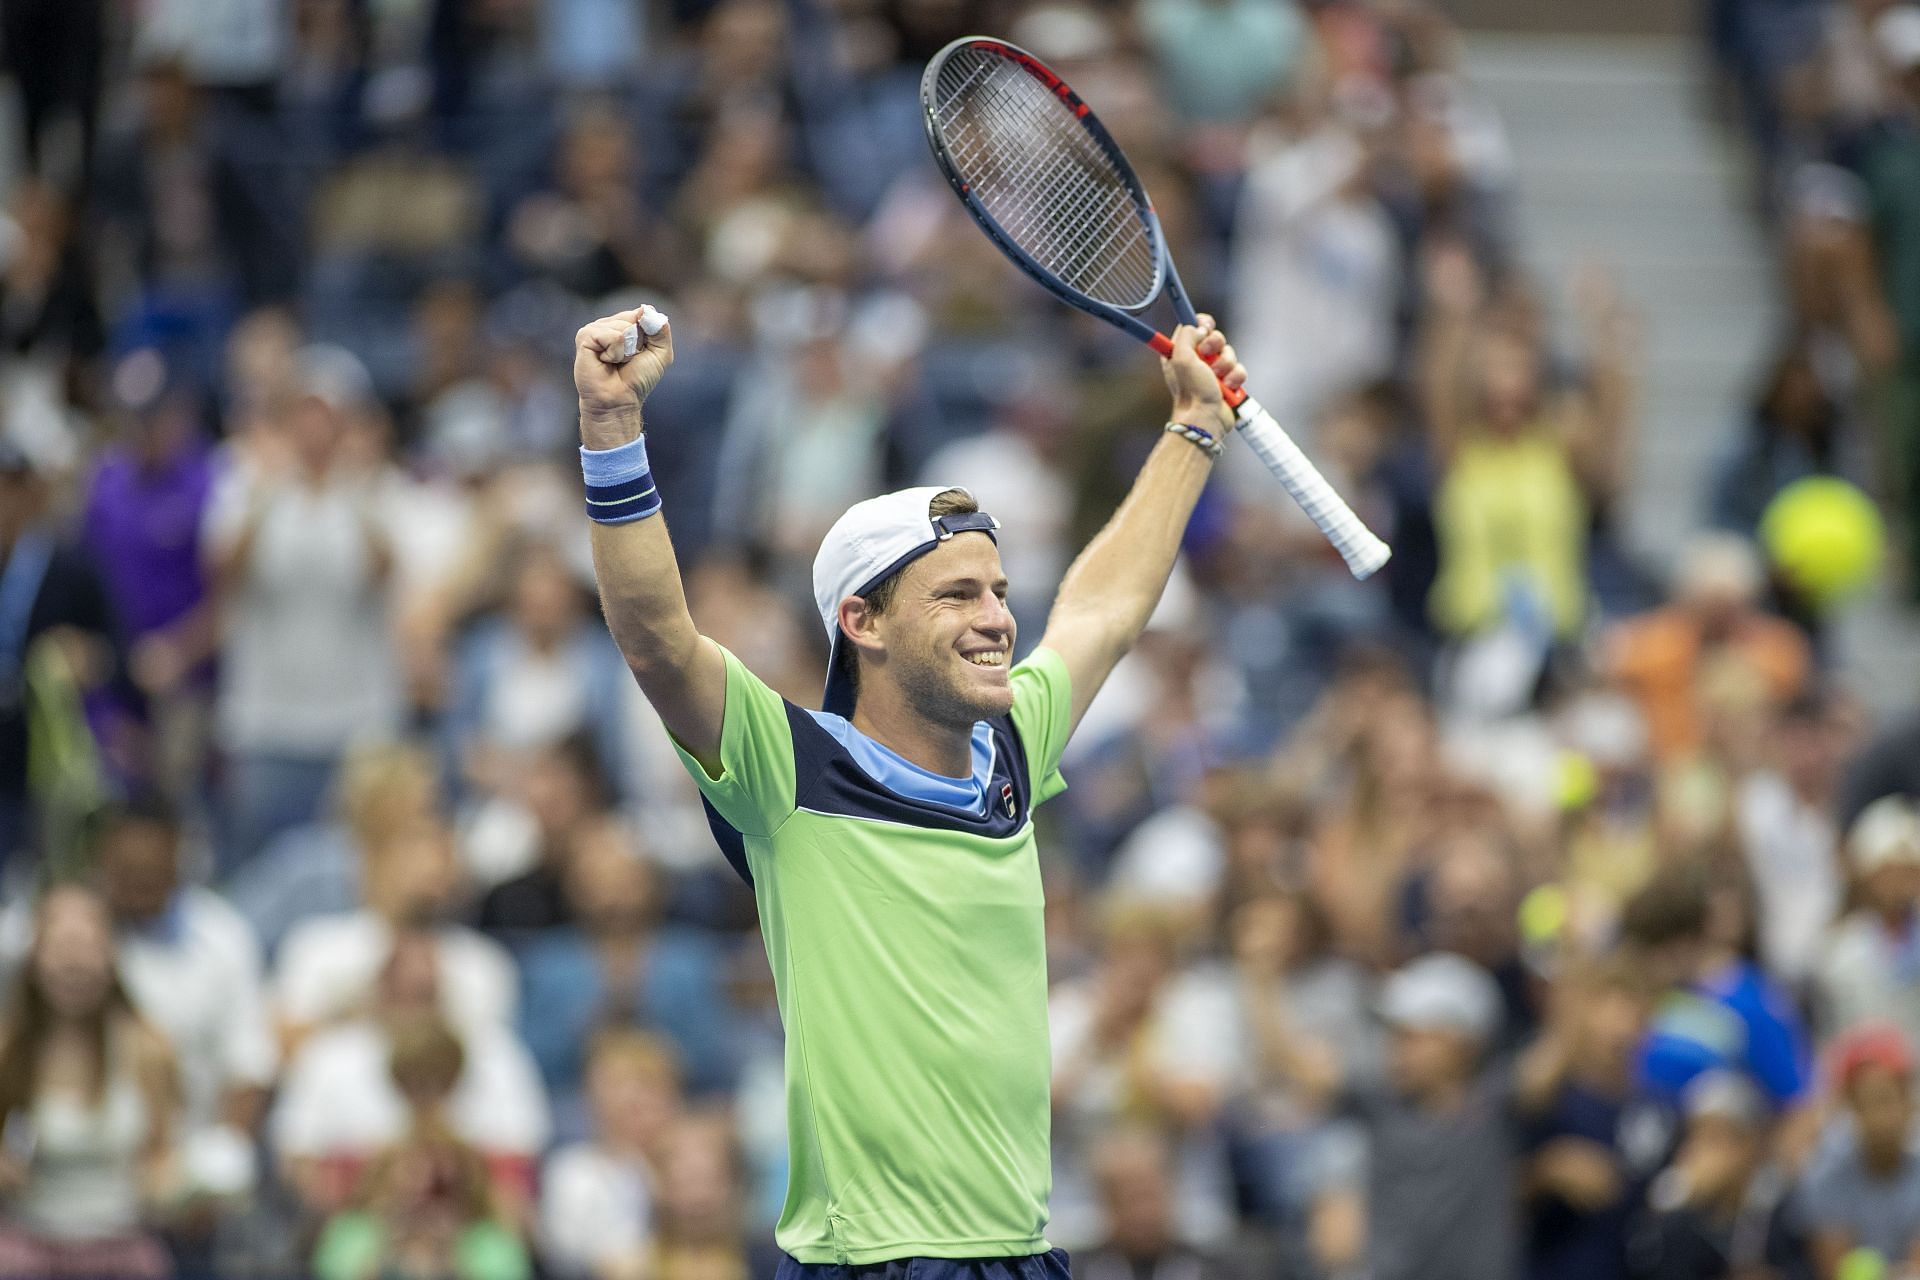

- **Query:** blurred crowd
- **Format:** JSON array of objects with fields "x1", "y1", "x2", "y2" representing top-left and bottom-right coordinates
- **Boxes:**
[{"x1": 2, "y1": 0, "x2": 1920, "y2": 1277}]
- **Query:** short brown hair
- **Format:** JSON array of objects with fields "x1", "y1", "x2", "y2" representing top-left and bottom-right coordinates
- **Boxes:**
[
  {"x1": 835, "y1": 489, "x2": 980, "y2": 701},
  {"x1": 387, "y1": 1014, "x2": 466, "y2": 1102},
  {"x1": 1620, "y1": 863, "x2": 1711, "y2": 950}
]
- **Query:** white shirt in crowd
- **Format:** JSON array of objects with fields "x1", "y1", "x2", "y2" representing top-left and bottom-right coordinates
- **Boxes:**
[
  {"x1": 1228, "y1": 124, "x2": 1400, "y2": 452},
  {"x1": 272, "y1": 1019, "x2": 551, "y2": 1160},
  {"x1": 1818, "y1": 910, "x2": 1920, "y2": 1050},
  {"x1": 202, "y1": 466, "x2": 405, "y2": 758},
  {"x1": 115, "y1": 887, "x2": 279, "y2": 1133},
  {"x1": 1736, "y1": 771, "x2": 1842, "y2": 986},
  {"x1": 273, "y1": 913, "x2": 518, "y2": 1032},
  {"x1": 1107, "y1": 806, "x2": 1225, "y2": 914},
  {"x1": 1048, "y1": 969, "x2": 1240, "y2": 1249},
  {"x1": 540, "y1": 1144, "x2": 655, "y2": 1278}
]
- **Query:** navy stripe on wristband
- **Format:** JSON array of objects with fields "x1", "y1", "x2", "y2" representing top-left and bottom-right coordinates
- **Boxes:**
[
  {"x1": 586, "y1": 474, "x2": 660, "y2": 523},
  {"x1": 581, "y1": 436, "x2": 663, "y2": 524}
]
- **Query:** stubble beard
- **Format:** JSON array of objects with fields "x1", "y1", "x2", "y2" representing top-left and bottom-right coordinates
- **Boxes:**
[{"x1": 895, "y1": 647, "x2": 1013, "y2": 731}]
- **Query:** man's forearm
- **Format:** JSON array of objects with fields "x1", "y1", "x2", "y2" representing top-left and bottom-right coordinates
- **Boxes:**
[
  {"x1": 1050, "y1": 431, "x2": 1214, "y2": 656},
  {"x1": 581, "y1": 405, "x2": 702, "y2": 676}
]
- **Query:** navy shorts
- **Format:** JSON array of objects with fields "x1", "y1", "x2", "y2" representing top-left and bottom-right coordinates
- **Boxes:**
[{"x1": 775, "y1": 1248, "x2": 1072, "y2": 1280}]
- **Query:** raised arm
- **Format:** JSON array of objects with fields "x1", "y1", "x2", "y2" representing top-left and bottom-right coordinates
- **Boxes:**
[
  {"x1": 574, "y1": 307, "x2": 728, "y2": 771},
  {"x1": 1037, "y1": 317, "x2": 1245, "y2": 732}
]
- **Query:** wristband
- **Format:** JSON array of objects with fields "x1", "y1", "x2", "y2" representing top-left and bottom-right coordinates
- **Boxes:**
[
  {"x1": 581, "y1": 435, "x2": 661, "y2": 524},
  {"x1": 1165, "y1": 420, "x2": 1224, "y2": 460}
]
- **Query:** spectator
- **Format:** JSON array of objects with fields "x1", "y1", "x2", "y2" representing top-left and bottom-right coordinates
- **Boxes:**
[
  {"x1": 273, "y1": 809, "x2": 516, "y2": 1042},
  {"x1": 1628, "y1": 1071, "x2": 1808, "y2": 1280},
  {"x1": 0, "y1": 885, "x2": 179, "y2": 1279},
  {"x1": 1735, "y1": 690, "x2": 1854, "y2": 989},
  {"x1": 1230, "y1": 94, "x2": 1401, "y2": 440},
  {"x1": 1420, "y1": 244, "x2": 1633, "y2": 654},
  {"x1": 1708, "y1": 339, "x2": 1850, "y2": 539},
  {"x1": 645, "y1": 1112, "x2": 779, "y2": 1280},
  {"x1": 272, "y1": 930, "x2": 550, "y2": 1221},
  {"x1": 224, "y1": 738, "x2": 438, "y2": 958},
  {"x1": 1798, "y1": 1023, "x2": 1920, "y2": 1280},
  {"x1": 539, "y1": 1028, "x2": 684, "y2": 1280},
  {"x1": 503, "y1": 100, "x2": 679, "y2": 299},
  {"x1": 310, "y1": 1016, "x2": 532, "y2": 1280},
  {"x1": 1215, "y1": 888, "x2": 1374, "y2": 1233},
  {"x1": 1519, "y1": 957, "x2": 1665, "y2": 1280},
  {"x1": 0, "y1": 439, "x2": 120, "y2": 872},
  {"x1": 91, "y1": 797, "x2": 274, "y2": 1207},
  {"x1": 89, "y1": 55, "x2": 243, "y2": 368},
  {"x1": 1625, "y1": 864, "x2": 1813, "y2": 1114},
  {"x1": 1049, "y1": 904, "x2": 1238, "y2": 1248},
  {"x1": 1359, "y1": 952, "x2": 1527, "y2": 1280},
  {"x1": 470, "y1": 735, "x2": 616, "y2": 926},
  {"x1": 0, "y1": 178, "x2": 105, "y2": 372},
  {"x1": 1606, "y1": 535, "x2": 1810, "y2": 763},
  {"x1": 1, "y1": 0, "x2": 107, "y2": 186},
  {"x1": 1077, "y1": 1127, "x2": 1241, "y2": 1280},
  {"x1": 516, "y1": 821, "x2": 736, "y2": 1114},
  {"x1": 1402, "y1": 826, "x2": 1535, "y2": 1052},
  {"x1": 202, "y1": 343, "x2": 404, "y2": 870},
  {"x1": 83, "y1": 350, "x2": 220, "y2": 800},
  {"x1": 1817, "y1": 797, "x2": 1920, "y2": 1048}
]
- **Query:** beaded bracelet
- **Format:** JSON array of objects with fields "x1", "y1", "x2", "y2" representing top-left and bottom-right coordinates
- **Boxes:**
[{"x1": 1164, "y1": 420, "x2": 1225, "y2": 460}]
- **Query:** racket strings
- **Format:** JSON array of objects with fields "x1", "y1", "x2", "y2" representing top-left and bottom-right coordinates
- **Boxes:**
[{"x1": 930, "y1": 49, "x2": 1160, "y2": 310}]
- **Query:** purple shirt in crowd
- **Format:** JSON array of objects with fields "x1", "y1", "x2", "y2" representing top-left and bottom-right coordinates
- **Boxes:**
[{"x1": 84, "y1": 444, "x2": 216, "y2": 639}]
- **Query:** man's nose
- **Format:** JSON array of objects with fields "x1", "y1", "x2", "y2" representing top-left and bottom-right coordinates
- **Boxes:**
[{"x1": 978, "y1": 592, "x2": 1014, "y2": 636}]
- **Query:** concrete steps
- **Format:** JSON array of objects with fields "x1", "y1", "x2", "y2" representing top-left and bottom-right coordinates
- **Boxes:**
[{"x1": 1464, "y1": 32, "x2": 1920, "y2": 696}]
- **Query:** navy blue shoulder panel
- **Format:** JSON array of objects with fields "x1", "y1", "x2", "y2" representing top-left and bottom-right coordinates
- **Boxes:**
[
  {"x1": 699, "y1": 797, "x2": 755, "y2": 887},
  {"x1": 783, "y1": 702, "x2": 1033, "y2": 839}
]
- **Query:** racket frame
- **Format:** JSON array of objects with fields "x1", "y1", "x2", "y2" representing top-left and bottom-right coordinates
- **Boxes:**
[{"x1": 920, "y1": 35, "x2": 1389, "y2": 578}]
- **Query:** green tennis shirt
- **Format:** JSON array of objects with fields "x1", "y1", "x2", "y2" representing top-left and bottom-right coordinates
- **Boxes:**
[{"x1": 670, "y1": 644, "x2": 1073, "y2": 1264}]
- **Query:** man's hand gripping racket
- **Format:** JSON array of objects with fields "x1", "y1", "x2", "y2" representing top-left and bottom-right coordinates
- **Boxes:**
[{"x1": 921, "y1": 38, "x2": 1390, "y2": 578}]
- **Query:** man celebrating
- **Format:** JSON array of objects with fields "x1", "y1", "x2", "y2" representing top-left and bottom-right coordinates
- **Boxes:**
[{"x1": 571, "y1": 302, "x2": 1245, "y2": 1278}]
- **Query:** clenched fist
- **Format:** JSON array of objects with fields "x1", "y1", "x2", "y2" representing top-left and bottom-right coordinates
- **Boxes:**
[{"x1": 575, "y1": 304, "x2": 674, "y2": 447}]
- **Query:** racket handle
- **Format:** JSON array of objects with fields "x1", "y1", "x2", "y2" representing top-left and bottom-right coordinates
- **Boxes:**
[
  {"x1": 1234, "y1": 395, "x2": 1392, "y2": 580},
  {"x1": 1148, "y1": 332, "x2": 1248, "y2": 408}
]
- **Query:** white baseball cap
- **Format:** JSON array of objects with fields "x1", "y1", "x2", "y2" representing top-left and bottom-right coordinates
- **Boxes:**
[
  {"x1": 811, "y1": 485, "x2": 1000, "y2": 718},
  {"x1": 1377, "y1": 952, "x2": 1502, "y2": 1042},
  {"x1": 1848, "y1": 795, "x2": 1920, "y2": 874}
]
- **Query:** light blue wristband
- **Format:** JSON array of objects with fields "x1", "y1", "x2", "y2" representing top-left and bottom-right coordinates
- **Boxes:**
[{"x1": 581, "y1": 435, "x2": 661, "y2": 524}]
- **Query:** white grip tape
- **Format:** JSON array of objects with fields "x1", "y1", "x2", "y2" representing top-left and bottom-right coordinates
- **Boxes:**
[{"x1": 1235, "y1": 396, "x2": 1391, "y2": 579}]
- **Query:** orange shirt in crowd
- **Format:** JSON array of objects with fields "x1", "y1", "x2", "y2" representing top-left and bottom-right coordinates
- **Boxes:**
[{"x1": 1606, "y1": 606, "x2": 1810, "y2": 759}]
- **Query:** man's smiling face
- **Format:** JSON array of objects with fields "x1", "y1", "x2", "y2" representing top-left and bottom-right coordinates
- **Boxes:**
[{"x1": 860, "y1": 532, "x2": 1016, "y2": 730}]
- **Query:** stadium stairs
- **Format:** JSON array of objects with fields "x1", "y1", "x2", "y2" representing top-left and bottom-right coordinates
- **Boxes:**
[{"x1": 1461, "y1": 23, "x2": 1920, "y2": 694}]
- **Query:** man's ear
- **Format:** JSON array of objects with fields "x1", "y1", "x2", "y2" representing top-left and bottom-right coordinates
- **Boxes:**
[{"x1": 838, "y1": 596, "x2": 886, "y2": 659}]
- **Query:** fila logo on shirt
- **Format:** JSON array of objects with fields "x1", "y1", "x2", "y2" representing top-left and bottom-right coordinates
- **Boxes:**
[{"x1": 1000, "y1": 782, "x2": 1016, "y2": 819}]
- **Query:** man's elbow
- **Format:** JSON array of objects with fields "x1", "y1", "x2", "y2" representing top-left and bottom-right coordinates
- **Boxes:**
[
  {"x1": 610, "y1": 613, "x2": 701, "y2": 679},
  {"x1": 1048, "y1": 595, "x2": 1149, "y2": 660}
]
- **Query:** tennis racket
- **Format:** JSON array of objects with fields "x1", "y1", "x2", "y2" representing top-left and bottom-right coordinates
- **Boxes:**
[{"x1": 921, "y1": 37, "x2": 1392, "y2": 579}]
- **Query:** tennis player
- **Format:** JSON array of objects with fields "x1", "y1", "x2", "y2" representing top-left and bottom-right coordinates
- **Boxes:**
[{"x1": 572, "y1": 302, "x2": 1245, "y2": 1279}]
